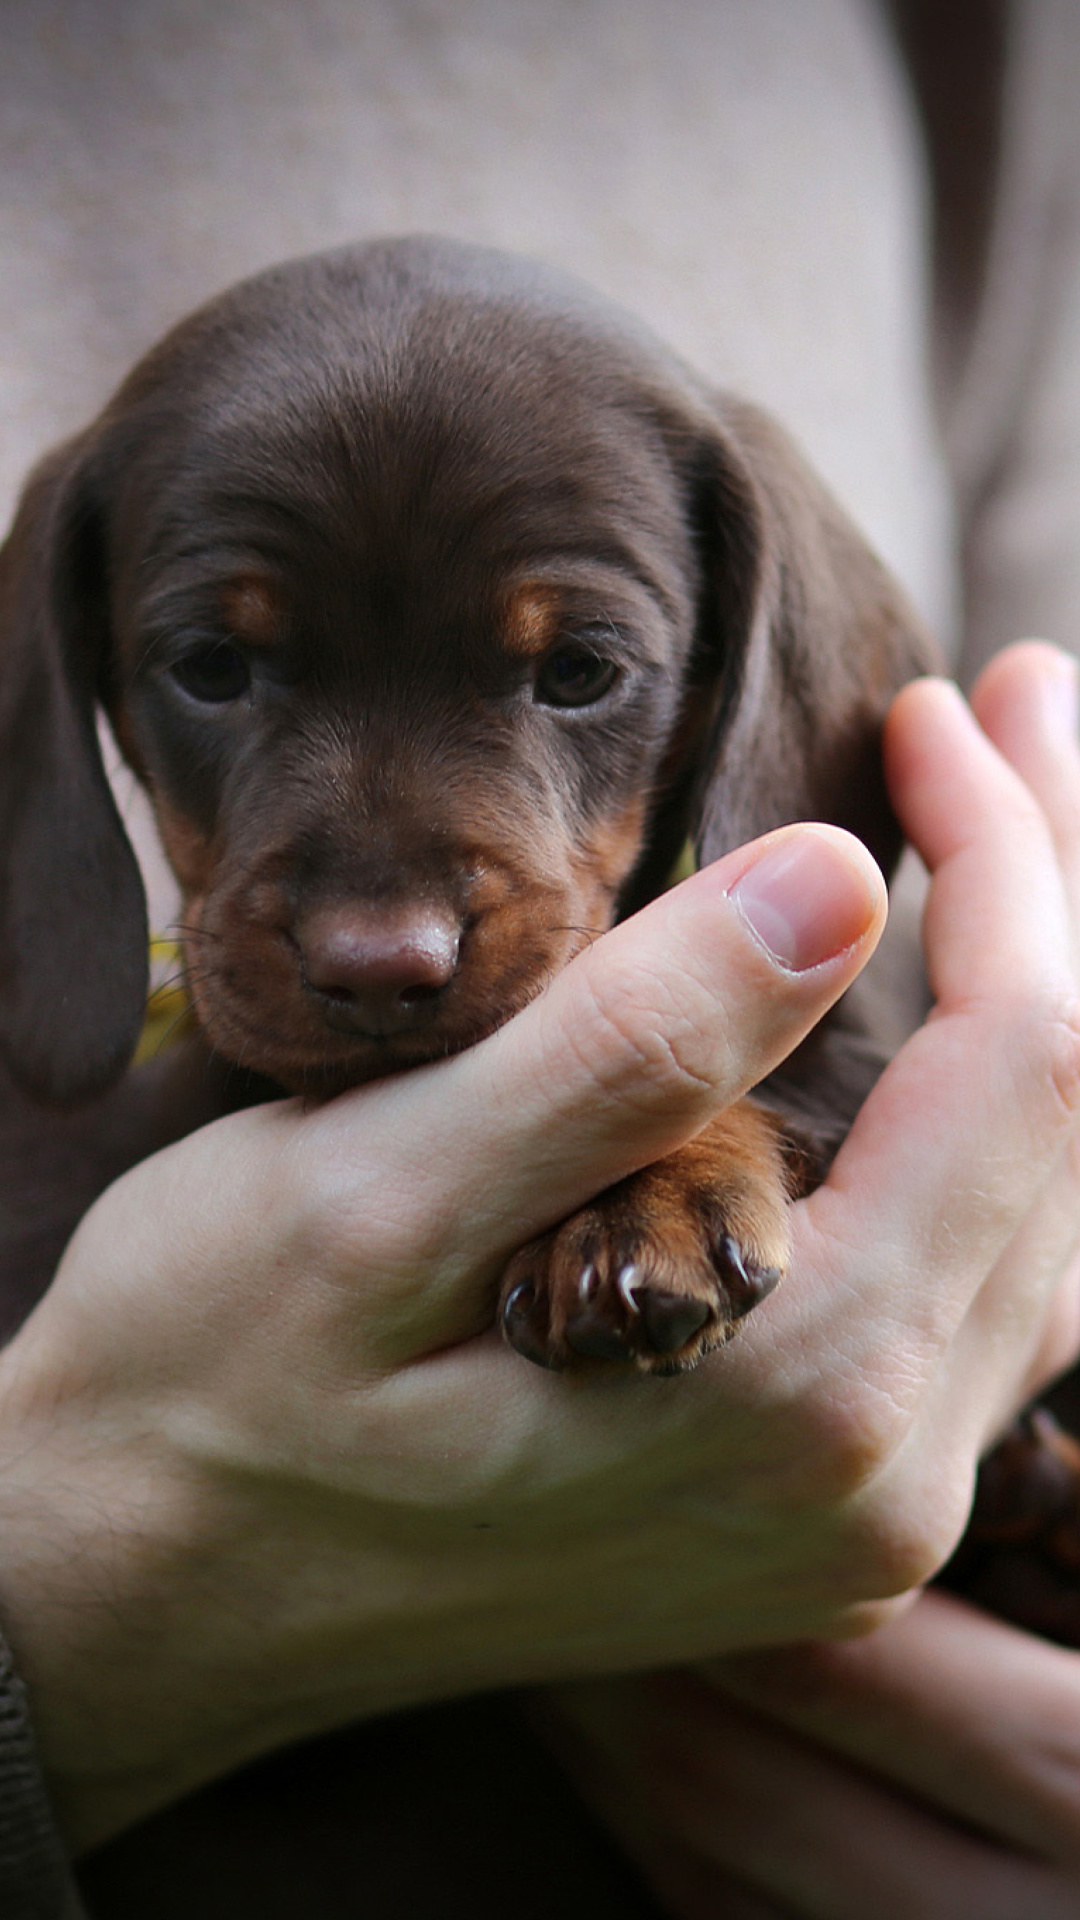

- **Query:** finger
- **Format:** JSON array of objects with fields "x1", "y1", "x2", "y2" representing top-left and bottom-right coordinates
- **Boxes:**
[
  {"x1": 759, "y1": 679, "x2": 1080, "y2": 1492},
  {"x1": 534, "y1": 1691, "x2": 793, "y2": 1919},
  {"x1": 884, "y1": 675, "x2": 1076, "y2": 1010},
  {"x1": 553, "y1": 1666, "x2": 1080, "y2": 1920},
  {"x1": 535, "y1": 1687, "x2": 794, "y2": 1919},
  {"x1": 797, "y1": 683, "x2": 1080, "y2": 1358},
  {"x1": 970, "y1": 1151, "x2": 1080, "y2": 1425},
  {"x1": 452, "y1": 825, "x2": 883, "y2": 1230},
  {"x1": 960, "y1": 647, "x2": 1080, "y2": 1413},
  {"x1": 714, "y1": 1589, "x2": 1080, "y2": 1869},
  {"x1": 970, "y1": 642, "x2": 1080, "y2": 917}
]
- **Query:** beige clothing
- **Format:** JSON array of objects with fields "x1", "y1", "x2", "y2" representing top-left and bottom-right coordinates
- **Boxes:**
[
  {"x1": 5, "y1": 1, "x2": 1077, "y2": 918},
  {"x1": 2, "y1": 6, "x2": 1080, "y2": 1916},
  {"x1": 1, "y1": 1, "x2": 949, "y2": 595},
  {"x1": 0, "y1": 0, "x2": 951, "y2": 933}
]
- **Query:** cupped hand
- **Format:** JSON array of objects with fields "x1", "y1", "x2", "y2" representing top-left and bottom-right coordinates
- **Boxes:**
[{"x1": 0, "y1": 812, "x2": 887, "y2": 1847}]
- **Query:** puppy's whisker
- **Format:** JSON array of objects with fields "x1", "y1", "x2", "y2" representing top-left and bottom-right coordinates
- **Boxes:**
[
  {"x1": 545, "y1": 923, "x2": 607, "y2": 956},
  {"x1": 168, "y1": 920, "x2": 224, "y2": 944},
  {"x1": 149, "y1": 964, "x2": 210, "y2": 998},
  {"x1": 145, "y1": 1002, "x2": 199, "y2": 1057}
]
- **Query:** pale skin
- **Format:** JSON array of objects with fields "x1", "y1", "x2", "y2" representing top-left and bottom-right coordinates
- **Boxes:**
[
  {"x1": 542, "y1": 641, "x2": 1080, "y2": 1917},
  {"x1": 0, "y1": 642, "x2": 1077, "y2": 1888}
]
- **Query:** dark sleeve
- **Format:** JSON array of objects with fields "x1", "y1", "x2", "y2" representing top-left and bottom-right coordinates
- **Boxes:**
[{"x1": 0, "y1": 1625, "x2": 87, "y2": 1920}]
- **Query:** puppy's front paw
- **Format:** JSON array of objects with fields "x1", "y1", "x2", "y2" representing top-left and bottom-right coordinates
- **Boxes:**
[{"x1": 499, "y1": 1104, "x2": 790, "y2": 1375}]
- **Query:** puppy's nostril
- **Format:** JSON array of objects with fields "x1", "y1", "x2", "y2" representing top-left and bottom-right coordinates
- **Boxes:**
[
  {"x1": 319, "y1": 980, "x2": 359, "y2": 1009},
  {"x1": 398, "y1": 980, "x2": 442, "y2": 1007},
  {"x1": 295, "y1": 903, "x2": 462, "y2": 1033}
]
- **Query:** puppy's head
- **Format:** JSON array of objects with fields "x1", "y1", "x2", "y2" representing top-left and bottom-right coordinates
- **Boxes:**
[{"x1": 0, "y1": 237, "x2": 936, "y2": 1105}]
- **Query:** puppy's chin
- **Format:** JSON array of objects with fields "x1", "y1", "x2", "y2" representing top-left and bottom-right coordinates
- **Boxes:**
[
  {"x1": 181, "y1": 909, "x2": 589, "y2": 1097},
  {"x1": 195, "y1": 1004, "x2": 512, "y2": 1101},
  {"x1": 264, "y1": 1035, "x2": 465, "y2": 1099}
]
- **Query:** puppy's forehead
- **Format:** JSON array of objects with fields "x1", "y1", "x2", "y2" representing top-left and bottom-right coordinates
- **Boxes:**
[
  {"x1": 177, "y1": 234, "x2": 692, "y2": 411},
  {"x1": 117, "y1": 239, "x2": 700, "y2": 568}
]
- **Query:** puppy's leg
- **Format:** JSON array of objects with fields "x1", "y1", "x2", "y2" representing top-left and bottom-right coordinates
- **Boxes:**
[{"x1": 499, "y1": 1100, "x2": 794, "y2": 1374}]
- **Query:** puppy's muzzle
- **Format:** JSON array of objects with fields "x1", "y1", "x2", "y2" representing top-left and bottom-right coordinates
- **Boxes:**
[{"x1": 291, "y1": 902, "x2": 462, "y2": 1041}]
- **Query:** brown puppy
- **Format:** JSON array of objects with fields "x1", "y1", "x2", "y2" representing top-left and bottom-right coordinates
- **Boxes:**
[{"x1": 0, "y1": 236, "x2": 935, "y2": 1371}]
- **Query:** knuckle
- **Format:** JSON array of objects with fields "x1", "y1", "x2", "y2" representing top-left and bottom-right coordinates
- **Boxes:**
[
  {"x1": 1045, "y1": 995, "x2": 1080, "y2": 1122},
  {"x1": 1012, "y1": 989, "x2": 1080, "y2": 1132},
  {"x1": 567, "y1": 959, "x2": 724, "y2": 1111},
  {"x1": 856, "y1": 1497, "x2": 970, "y2": 1598},
  {"x1": 804, "y1": 1380, "x2": 912, "y2": 1507},
  {"x1": 804, "y1": 1389, "x2": 973, "y2": 1599}
]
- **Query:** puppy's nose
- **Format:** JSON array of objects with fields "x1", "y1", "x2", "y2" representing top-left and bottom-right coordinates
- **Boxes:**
[{"x1": 295, "y1": 903, "x2": 461, "y2": 1036}]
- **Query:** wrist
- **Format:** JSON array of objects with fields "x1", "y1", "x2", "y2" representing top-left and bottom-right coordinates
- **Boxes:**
[{"x1": 0, "y1": 1331, "x2": 246, "y2": 1848}]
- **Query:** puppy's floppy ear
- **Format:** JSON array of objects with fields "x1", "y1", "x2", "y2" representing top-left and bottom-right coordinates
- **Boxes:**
[
  {"x1": 0, "y1": 435, "x2": 147, "y2": 1106},
  {"x1": 687, "y1": 396, "x2": 940, "y2": 875}
]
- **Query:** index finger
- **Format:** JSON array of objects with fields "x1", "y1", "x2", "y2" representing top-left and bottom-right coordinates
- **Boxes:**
[
  {"x1": 715, "y1": 1588, "x2": 1080, "y2": 1870},
  {"x1": 790, "y1": 679, "x2": 1080, "y2": 1391},
  {"x1": 886, "y1": 676, "x2": 1077, "y2": 1014}
]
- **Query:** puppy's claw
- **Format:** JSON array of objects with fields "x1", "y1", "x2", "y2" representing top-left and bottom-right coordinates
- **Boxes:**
[
  {"x1": 577, "y1": 1263, "x2": 601, "y2": 1304},
  {"x1": 629, "y1": 1284, "x2": 712, "y2": 1356},
  {"x1": 502, "y1": 1279, "x2": 563, "y2": 1370},
  {"x1": 713, "y1": 1233, "x2": 781, "y2": 1321},
  {"x1": 499, "y1": 1119, "x2": 789, "y2": 1375}
]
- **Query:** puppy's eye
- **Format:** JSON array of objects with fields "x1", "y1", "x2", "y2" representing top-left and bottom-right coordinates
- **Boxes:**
[
  {"x1": 169, "y1": 643, "x2": 251, "y2": 705},
  {"x1": 534, "y1": 644, "x2": 619, "y2": 709}
]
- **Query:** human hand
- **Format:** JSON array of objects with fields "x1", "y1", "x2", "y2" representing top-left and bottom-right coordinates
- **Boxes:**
[
  {"x1": 538, "y1": 1590, "x2": 1080, "y2": 1920},
  {"x1": 537, "y1": 639, "x2": 1080, "y2": 1918},
  {"x1": 0, "y1": 644, "x2": 1076, "y2": 1855},
  {"x1": 0, "y1": 809, "x2": 886, "y2": 1848}
]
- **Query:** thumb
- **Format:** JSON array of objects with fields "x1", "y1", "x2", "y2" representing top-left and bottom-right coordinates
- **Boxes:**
[
  {"x1": 310, "y1": 822, "x2": 887, "y2": 1356},
  {"x1": 443, "y1": 823, "x2": 887, "y2": 1250}
]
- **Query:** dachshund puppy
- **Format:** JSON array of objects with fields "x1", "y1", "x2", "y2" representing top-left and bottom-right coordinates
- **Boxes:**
[{"x1": 0, "y1": 236, "x2": 936, "y2": 1372}]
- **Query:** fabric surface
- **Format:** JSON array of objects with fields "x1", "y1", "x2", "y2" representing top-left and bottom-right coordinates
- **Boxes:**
[
  {"x1": 0, "y1": 1629, "x2": 86, "y2": 1920},
  {"x1": 0, "y1": 0, "x2": 956, "y2": 939}
]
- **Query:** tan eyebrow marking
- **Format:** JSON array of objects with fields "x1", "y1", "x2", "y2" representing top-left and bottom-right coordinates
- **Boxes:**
[
  {"x1": 220, "y1": 572, "x2": 287, "y2": 647},
  {"x1": 501, "y1": 581, "x2": 565, "y2": 659}
]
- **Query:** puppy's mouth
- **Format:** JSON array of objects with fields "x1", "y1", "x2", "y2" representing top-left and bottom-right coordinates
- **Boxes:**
[
  {"x1": 176, "y1": 864, "x2": 613, "y2": 1098},
  {"x1": 197, "y1": 990, "x2": 526, "y2": 1097},
  {"x1": 179, "y1": 923, "x2": 574, "y2": 1098}
]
